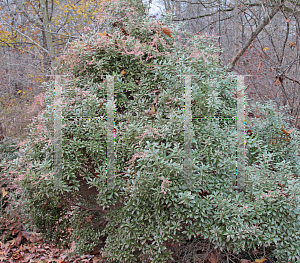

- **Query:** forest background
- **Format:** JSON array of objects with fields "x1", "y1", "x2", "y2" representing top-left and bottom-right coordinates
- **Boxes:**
[{"x1": 0, "y1": 0, "x2": 300, "y2": 139}]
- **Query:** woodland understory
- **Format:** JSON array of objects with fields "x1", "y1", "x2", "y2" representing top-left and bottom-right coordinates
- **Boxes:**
[{"x1": 1, "y1": 0, "x2": 300, "y2": 262}]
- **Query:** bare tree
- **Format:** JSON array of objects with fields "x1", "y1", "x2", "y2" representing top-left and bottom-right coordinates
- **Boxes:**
[
  {"x1": 0, "y1": 0, "x2": 120, "y2": 138},
  {"x1": 150, "y1": 0, "x2": 300, "y2": 127}
]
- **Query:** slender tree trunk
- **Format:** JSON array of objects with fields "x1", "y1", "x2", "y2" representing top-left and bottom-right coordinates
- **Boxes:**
[
  {"x1": 40, "y1": 0, "x2": 56, "y2": 71},
  {"x1": 234, "y1": 0, "x2": 239, "y2": 55},
  {"x1": 0, "y1": 121, "x2": 5, "y2": 142}
]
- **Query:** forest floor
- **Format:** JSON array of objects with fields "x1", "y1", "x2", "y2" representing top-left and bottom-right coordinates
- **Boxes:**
[
  {"x1": 0, "y1": 213, "x2": 105, "y2": 263},
  {"x1": 0, "y1": 208, "x2": 277, "y2": 263}
]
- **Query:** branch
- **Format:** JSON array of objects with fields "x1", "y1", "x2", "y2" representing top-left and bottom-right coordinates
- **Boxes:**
[
  {"x1": 0, "y1": 21, "x2": 49, "y2": 54},
  {"x1": 229, "y1": 0, "x2": 286, "y2": 71},
  {"x1": 12, "y1": 0, "x2": 44, "y2": 29},
  {"x1": 171, "y1": 2, "x2": 269, "y2": 22},
  {"x1": 171, "y1": 7, "x2": 234, "y2": 21},
  {"x1": 284, "y1": 75, "x2": 300, "y2": 86},
  {"x1": 198, "y1": 15, "x2": 234, "y2": 32},
  {"x1": 41, "y1": 28, "x2": 80, "y2": 39},
  {"x1": 0, "y1": 40, "x2": 42, "y2": 46},
  {"x1": 280, "y1": 20, "x2": 289, "y2": 65}
]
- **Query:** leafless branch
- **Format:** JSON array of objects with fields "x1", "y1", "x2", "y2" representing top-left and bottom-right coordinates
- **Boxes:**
[{"x1": 229, "y1": 0, "x2": 285, "y2": 71}]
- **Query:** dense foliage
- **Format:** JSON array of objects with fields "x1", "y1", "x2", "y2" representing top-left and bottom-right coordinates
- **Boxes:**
[
  {"x1": 4, "y1": 0, "x2": 300, "y2": 262},
  {"x1": 0, "y1": 137, "x2": 20, "y2": 163},
  {"x1": 0, "y1": 137, "x2": 21, "y2": 213}
]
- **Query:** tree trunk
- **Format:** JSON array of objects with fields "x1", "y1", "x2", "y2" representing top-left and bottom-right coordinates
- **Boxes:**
[{"x1": 0, "y1": 121, "x2": 5, "y2": 142}]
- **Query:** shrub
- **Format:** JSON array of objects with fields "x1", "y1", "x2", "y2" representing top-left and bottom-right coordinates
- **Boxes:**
[
  {"x1": 6, "y1": 0, "x2": 300, "y2": 262},
  {"x1": 0, "y1": 137, "x2": 20, "y2": 163},
  {"x1": 0, "y1": 137, "x2": 21, "y2": 214}
]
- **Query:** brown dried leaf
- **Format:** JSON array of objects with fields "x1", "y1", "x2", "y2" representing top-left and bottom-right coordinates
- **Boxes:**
[
  {"x1": 85, "y1": 215, "x2": 94, "y2": 222},
  {"x1": 15, "y1": 232, "x2": 22, "y2": 246},
  {"x1": 121, "y1": 26, "x2": 129, "y2": 36},
  {"x1": 12, "y1": 228, "x2": 19, "y2": 235},
  {"x1": 29, "y1": 233, "x2": 43, "y2": 244},
  {"x1": 162, "y1": 26, "x2": 173, "y2": 38},
  {"x1": 208, "y1": 252, "x2": 217, "y2": 263},
  {"x1": 103, "y1": 32, "x2": 112, "y2": 38},
  {"x1": 29, "y1": 243, "x2": 36, "y2": 253},
  {"x1": 254, "y1": 257, "x2": 267, "y2": 263},
  {"x1": 21, "y1": 231, "x2": 30, "y2": 241}
]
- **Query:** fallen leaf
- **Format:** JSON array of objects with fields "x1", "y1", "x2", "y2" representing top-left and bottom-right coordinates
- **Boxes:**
[
  {"x1": 120, "y1": 69, "x2": 126, "y2": 76},
  {"x1": 2, "y1": 187, "x2": 8, "y2": 198},
  {"x1": 162, "y1": 26, "x2": 172, "y2": 37},
  {"x1": 12, "y1": 228, "x2": 20, "y2": 235},
  {"x1": 121, "y1": 26, "x2": 129, "y2": 36},
  {"x1": 151, "y1": 104, "x2": 156, "y2": 113},
  {"x1": 254, "y1": 256, "x2": 267, "y2": 263},
  {"x1": 208, "y1": 252, "x2": 217, "y2": 263},
  {"x1": 156, "y1": 21, "x2": 173, "y2": 37},
  {"x1": 29, "y1": 233, "x2": 43, "y2": 244},
  {"x1": 12, "y1": 251, "x2": 23, "y2": 260},
  {"x1": 103, "y1": 32, "x2": 112, "y2": 38},
  {"x1": 263, "y1": 47, "x2": 269, "y2": 52},
  {"x1": 286, "y1": 128, "x2": 294, "y2": 134},
  {"x1": 15, "y1": 232, "x2": 22, "y2": 246},
  {"x1": 29, "y1": 244, "x2": 36, "y2": 253}
]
